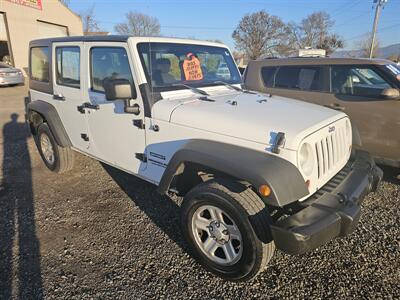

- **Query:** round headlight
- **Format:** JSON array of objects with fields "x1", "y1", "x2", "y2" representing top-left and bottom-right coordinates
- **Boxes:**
[{"x1": 299, "y1": 143, "x2": 314, "y2": 176}]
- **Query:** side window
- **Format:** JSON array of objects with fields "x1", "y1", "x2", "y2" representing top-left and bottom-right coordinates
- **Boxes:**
[
  {"x1": 90, "y1": 47, "x2": 133, "y2": 93},
  {"x1": 298, "y1": 67, "x2": 321, "y2": 91},
  {"x1": 261, "y1": 67, "x2": 276, "y2": 88},
  {"x1": 331, "y1": 66, "x2": 392, "y2": 97},
  {"x1": 275, "y1": 66, "x2": 322, "y2": 91},
  {"x1": 56, "y1": 47, "x2": 80, "y2": 88},
  {"x1": 275, "y1": 67, "x2": 300, "y2": 89},
  {"x1": 31, "y1": 47, "x2": 49, "y2": 82}
]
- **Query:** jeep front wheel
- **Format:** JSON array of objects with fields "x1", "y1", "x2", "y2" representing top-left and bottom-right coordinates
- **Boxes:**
[
  {"x1": 36, "y1": 123, "x2": 74, "y2": 173},
  {"x1": 181, "y1": 179, "x2": 275, "y2": 281}
]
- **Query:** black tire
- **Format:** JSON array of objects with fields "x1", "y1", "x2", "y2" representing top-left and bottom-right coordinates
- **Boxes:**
[
  {"x1": 181, "y1": 178, "x2": 275, "y2": 281},
  {"x1": 36, "y1": 123, "x2": 74, "y2": 173}
]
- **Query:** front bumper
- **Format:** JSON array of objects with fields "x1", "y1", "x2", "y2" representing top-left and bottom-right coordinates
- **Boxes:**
[{"x1": 270, "y1": 150, "x2": 383, "y2": 255}]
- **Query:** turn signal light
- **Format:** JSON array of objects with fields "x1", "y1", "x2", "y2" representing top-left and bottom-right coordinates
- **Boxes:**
[{"x1": 258, "y1": 184, "x2": 271, "y2": 197}]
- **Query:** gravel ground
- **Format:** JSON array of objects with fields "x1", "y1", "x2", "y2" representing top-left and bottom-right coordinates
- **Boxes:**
[{"x1": 0, "y1": 85, "x2": 399, "y2": 299}]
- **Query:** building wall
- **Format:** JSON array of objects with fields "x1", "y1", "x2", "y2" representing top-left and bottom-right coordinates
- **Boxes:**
[{"x1": 0, "y1": 0, "x2": 83, "y2": 73}]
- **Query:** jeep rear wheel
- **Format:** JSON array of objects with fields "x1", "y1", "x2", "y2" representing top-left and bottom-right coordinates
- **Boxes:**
[
  {"x1": 36, "y1": 123, "x2": 74, "y2": 173},
  {"x1": 181, "y1": 179, "x2": 275, "y2": 281}
]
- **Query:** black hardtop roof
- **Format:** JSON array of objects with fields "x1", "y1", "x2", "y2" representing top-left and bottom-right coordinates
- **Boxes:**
[{"x1": 29, "y1": 35, "x2": 131, "y2": 47}]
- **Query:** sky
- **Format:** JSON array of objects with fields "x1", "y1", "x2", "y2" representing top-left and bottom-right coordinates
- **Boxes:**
[{"x1": 67, "y1": 0, "x2": 400, "y2": 51}]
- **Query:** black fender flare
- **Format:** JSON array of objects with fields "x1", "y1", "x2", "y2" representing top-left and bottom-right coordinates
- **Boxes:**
[
  {"x1": 27, "y1": 100, "x2": 72, "y2": 147},
  {"x1": 157, "y1": 140, "x2": 309, "y2": 207}
]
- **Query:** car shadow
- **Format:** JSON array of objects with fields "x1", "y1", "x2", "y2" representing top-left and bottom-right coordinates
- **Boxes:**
[
  {"x1": 378, "y1": 164, "x2": 400, "y2": 185},
  {"x1": 101, "y1": 164, "x2": 190, "y2": 252},
  {"x1": 0, "y1": 113, "x2": 43, "y2": 299}
]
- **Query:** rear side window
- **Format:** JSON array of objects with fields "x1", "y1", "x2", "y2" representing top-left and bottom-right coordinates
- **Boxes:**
[
  {"x1": 90, "y1": 47, "x2": 133, "y2": 93},
  {"x1": 275, "y1": 66, "x2": 322, "y2": 91},
  {"x1": 261, "y1": 67, "x2": 276, "y2": 88},
  {"x1": 31, "y1": 47, "x2": 49, "y2": 82},
  {"x1": 56, "y1": 47, "x2": 80, "y2": 88},
  {"x1": 275, "y1": 67, "x2": 299, "y2": 89}
]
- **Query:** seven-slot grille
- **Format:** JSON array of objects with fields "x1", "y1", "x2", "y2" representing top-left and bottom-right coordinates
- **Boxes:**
[{"x1": 314, "y1": 123, "x2": 349, "y2": 179}]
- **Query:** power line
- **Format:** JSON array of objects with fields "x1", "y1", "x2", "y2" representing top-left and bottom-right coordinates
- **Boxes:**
[
  {"x1": 96, "y1": 19, "x2": 399, "y2": 36},
  {"x1": 330, "y1": 0, "x2": 365, "y2": 18},
  {"x1": 342, "y1": 22, "x2": 400, "y2": 43},
  {"x1": 97, "y1": 19, "x2": 236, "y2": 30},
  {"x1": 334, "y1": 10, "x2": 373, "y2": 27}
]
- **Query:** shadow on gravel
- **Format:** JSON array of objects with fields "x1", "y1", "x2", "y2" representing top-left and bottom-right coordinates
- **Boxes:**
[
  {"x1": 0, "y1": 113, "x2": 43, "y2": 299},
  {"x1": 379, "y1": 165, "x2": 400, "y2": 185},
  {"x1": 102, "y1": 164, "x2": 190, "y2": 252}
]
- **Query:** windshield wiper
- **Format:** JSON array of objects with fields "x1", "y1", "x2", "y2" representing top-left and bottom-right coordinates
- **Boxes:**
[
  {"x1": 172, "y1": 83, "x2": 215, "y2": 102},
  {"x1": 211, "y1": 80, "x2": 256, "y2": 94},
  {"x1": 213, "y1": 81, "x2": 243, "y2": 92},
  {"x1": 172, "y1": 83, "x2": 209, "y2": 96}
]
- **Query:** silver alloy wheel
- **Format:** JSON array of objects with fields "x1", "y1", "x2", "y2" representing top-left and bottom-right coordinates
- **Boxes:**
[
  {"x1": 40, "y1": 133, "x2": 55, "y2": 165},
  {"x1": 191, "y1": 205, "x2": 243, "y2": 266}
]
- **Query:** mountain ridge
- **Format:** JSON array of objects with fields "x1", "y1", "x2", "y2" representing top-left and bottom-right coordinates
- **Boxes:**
[{"x1": 332, "y1": 43, "x2": 400, "y2": 59}]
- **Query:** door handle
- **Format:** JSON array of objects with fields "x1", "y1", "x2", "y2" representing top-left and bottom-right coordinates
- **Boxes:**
[
  {"x1": 324, "y1": 103, "x2": 345, "y2": 111},
  {"x1": 77, "y1": 102, "x2": 99, "y2": 114},
  {"x1": 83, "y1": 102, "x2": 99, "y2": 110},
  {"x1": 53, "y1": 93, "x2": 65, "y2": 101}
]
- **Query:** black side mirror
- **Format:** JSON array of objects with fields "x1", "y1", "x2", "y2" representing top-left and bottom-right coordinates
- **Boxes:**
[
  {"x1": 103, "y1": 78, "x2": 137, "y2": 101},
  {"x1": 381, "y1": 88, "x2": 400, "y2": 100}
]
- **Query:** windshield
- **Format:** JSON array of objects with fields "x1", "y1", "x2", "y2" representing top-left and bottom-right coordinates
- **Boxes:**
[
  {"x1": 386, "y1": 64, "x2": 400, "y2": 81},
  {"x1": 137, "y1": 42, "x2": 241, "y2": 92}
]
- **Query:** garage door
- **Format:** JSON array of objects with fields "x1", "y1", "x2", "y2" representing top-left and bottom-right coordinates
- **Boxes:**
[
  {"x1": 0, "y1": 13, "x2": 7, "y2": 41},
  {"x1": 37, "y1": 21, "x2": 68, "y2": 38},
  {"x1": 0, "y1": 13, "x2": 11, "y2": 64}
]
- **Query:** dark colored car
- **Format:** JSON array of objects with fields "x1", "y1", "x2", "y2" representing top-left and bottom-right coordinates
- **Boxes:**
[{"x1": 244, "y1": 57, "x2": 400, "y2": 167}]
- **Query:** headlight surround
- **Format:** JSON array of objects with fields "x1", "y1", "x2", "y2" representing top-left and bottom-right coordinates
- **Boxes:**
[
  {"x1": 299, "y1": 143, "x2": 314, "y2": 176},
  {"x1": 345, "y1": 119, "x2": 351, "y2": 139},
  {"x1": 345, "y1": 119, "x2": 352, "y2": 154}
]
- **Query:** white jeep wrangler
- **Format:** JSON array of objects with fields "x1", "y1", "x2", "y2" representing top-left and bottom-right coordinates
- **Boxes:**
[{"x1": 26, "y1": 36, "x2": 382, "y2": 281}]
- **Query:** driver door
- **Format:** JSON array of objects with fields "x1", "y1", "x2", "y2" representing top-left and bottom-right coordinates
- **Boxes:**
[
  {"x1": 325, "y1": 65, "x2": 400, "y2": 162},
  {"x1": 83, "y1": 42, "x2": 147, "y2": 174}
]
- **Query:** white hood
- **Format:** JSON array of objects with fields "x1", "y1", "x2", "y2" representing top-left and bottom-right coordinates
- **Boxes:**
[{"x1": 152, "y1": 89, "x2": 347, "y2": 150}]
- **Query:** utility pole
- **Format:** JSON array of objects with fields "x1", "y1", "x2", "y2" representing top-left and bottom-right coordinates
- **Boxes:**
[{"x1": 369, "y1": 0, "x2": 388, "y2": 58}]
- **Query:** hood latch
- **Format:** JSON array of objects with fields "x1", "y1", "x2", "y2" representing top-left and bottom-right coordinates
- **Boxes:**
[{"x1": 271, "y1": 132, "x2": 286, "y2": 154}]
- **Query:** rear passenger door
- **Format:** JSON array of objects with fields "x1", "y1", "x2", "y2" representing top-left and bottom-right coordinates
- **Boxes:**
[
  {"x1": 52, "y1": 42, "x2": 89, "y2": 152},
  {"x1": 264, "y1": 65, "x2": 329, "y2": 105}
]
